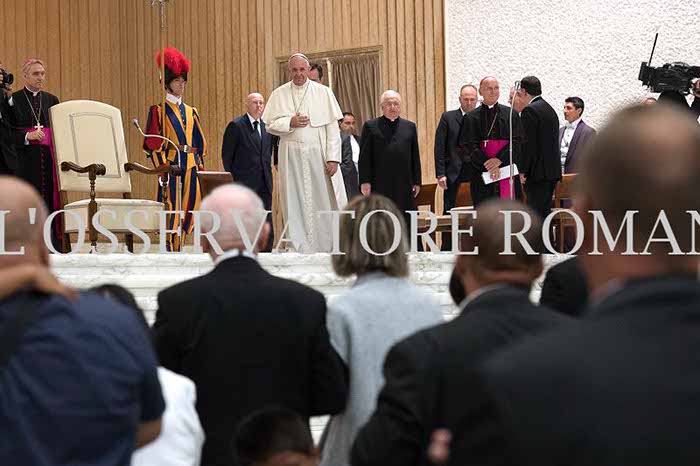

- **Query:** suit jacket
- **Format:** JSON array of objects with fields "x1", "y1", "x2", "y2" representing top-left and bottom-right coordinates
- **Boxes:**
[
  {"x1": 340, "y1": 133, "x2": 360, "y2": 199},
  {"x1": 351, "y1": 286, "x2": 572, "y2": 466},
  {"x1": 455, "y1": 275, "x2": 700, "y2": 466},
  {"x1": 558, "y1": 120, "x2": 596, "y2": 174},
  {"x1": 0, "y1": 99, "x2": 22, "y2": 173},
  {"x1": 520, "y1": 97, "x2": 561, "y2": 182},
  {"x1": 359, "y1": 117, "x2": 421, "y2": 213},
  {"x1": 153, "y1": 256, "x2": 348, "y2": 466},
  {"x1": 221, "y1": 114, "x2": 274, "y2": 195},
  {"x1": 434, "y1": 109, "x2": 467, "y2": 184},
  {"x1": 539, "y1": 257, "x2": 588, "y2": 317}
]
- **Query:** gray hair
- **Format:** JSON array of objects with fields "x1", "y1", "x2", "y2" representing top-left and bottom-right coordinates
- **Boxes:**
[
  {"x1": 199, "y1": 184, "x2": 267, "y2": 251},
  {"x1": 380, "y1": 90, "x2": 401, "y2": 105},
  {"x1": 332, "y1": 195, "x2": 409, "y2": 278}
]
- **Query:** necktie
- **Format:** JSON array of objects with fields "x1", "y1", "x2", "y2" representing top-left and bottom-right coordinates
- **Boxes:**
[{"x1": 252, "y1": 120, "x2": 262, "y2": 150}]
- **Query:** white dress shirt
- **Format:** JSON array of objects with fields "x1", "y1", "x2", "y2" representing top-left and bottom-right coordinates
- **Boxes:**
[
  {"x1": 247, "y1": 113, "x2": 262, "y2": 136},
  {"x1": 131, "y1": 367, "x2": 205, "y2": 466},
  {"x1": 213, "y1": 248, "x2": 258, "y2": 266},
  {"x1": 349, "y1": 134, "x2": 360, "y2": 172},
  {"x1": 560, "y1": 118, "x2": 581, "y2": 171},
  {"x1": 166, "y1": 93, "x2": 183, "y2": 106}
]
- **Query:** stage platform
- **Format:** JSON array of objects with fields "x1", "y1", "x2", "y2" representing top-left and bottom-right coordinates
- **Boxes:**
[{"x1": 50, "y1": 252, "x2": 568, "y2": 322}]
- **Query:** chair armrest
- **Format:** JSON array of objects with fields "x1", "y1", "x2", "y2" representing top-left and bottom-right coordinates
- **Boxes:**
[
  {"x1": 60, "y1": 161, "x2": 107, "y2": 176},
  {"x1": 124, "y1": 162, "x2": 182, "y2": 177}
]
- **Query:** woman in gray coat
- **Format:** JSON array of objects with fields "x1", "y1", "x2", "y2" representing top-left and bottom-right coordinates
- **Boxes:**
[{"x1": 320, "y1": 195, "x2": 443, "y2": 466}]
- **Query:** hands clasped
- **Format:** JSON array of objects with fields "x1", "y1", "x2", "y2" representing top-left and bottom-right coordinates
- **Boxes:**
[{"x1": 290, "y1": 113, "x2": 310, "y2": 128}]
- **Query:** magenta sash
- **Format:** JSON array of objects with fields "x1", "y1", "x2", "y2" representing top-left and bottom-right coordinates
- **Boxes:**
[
  {"x1": 481, "y1": 139, "x2": 513, "y2": 199},
  {"x1": 20, "y1": 127, "x2": 62, "y2": 238}
]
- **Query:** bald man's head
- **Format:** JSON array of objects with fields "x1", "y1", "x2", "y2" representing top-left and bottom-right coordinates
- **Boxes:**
[
  {"x1": 455, "y1": 199, "x2": 543, "y2": 289},
  {"x1": 245, "y1": 92, "x2": 265, "y2": 120},
  {"x1": 479, "y1": 77, "x2": 500, "y2": 106},
  {"x1": 199, "y1": 183, "x2": 269, "y2": 255},
  {"x1": 575, "y1": 105, "x2": 700, "y2": 259},
  {"x1": 0, "y1": 177, "x2": 48, "y2": 263}
]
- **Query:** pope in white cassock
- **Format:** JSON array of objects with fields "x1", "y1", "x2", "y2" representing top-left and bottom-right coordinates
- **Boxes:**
[{"x1": 262, "y1": 53, "x2": 347, "y2": 252}]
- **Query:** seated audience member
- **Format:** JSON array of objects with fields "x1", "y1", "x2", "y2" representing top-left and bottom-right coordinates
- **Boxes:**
[
  {"x1": 153, "y1": 183, "x2": 347, "y2": 466},
  {"x1": 91, "y1": 284, "x2": 205, "y2": 466},
  {"x1": 321, "y1": 195, "x2": 443, "y2": 466},
  {"x1": 539, "y1": 256, "x2": 589, "y2": 317},
  {"x1": 351, "y1": 199, "x2": 573, "y2": 466},
  {"x1": 234, "y1": 407, "x2": 319, "y2": 466},
  {"x1": 0, "y1": 176, "x2": 164, "y2": 466},
  {"x1": 448, "y1": 105, "x2": 700, "y2": 465}
]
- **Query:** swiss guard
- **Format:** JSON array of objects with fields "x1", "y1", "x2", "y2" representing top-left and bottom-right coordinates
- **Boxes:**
[{"x1": 143, "y1": 46, "x2": 207, "y2": 251}]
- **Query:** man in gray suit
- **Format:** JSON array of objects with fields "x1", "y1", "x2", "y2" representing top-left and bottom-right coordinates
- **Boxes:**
[{"x1": 559, "y1": 97, "x2": 596, "y2": 174}]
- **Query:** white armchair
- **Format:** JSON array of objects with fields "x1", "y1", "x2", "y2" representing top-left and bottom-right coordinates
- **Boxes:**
[{"x1": 50, "y1": 100, "x2": 179, "y2": 252}]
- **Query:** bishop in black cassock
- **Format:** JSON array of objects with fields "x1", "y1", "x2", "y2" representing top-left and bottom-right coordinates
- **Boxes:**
[
  {"x1": 3, "y1": 60, "x2": 61, "y2": 248},
  {"x1": 459, "y1": 77, "x2": 524, "y2": 206},
  {"x1": 358, "y1": 91, "x2": 421, "y2": 227}
]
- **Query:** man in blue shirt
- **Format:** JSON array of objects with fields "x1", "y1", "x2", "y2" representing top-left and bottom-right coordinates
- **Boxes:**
[{"x1": 0, "y1": 176, "x2": 165, "y2": 466}]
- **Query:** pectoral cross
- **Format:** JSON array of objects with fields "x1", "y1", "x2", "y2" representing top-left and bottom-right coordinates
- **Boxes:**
[
  {"x1": 35, "y1": 124, "x2": 43, "y2": 131},
  {"x1": 483, "y1": 141, "x2": 488, "y2": 148}
]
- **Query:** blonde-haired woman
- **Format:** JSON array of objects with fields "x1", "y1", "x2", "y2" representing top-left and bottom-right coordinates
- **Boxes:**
[{"x1": 320, "y1": 194, "x2": 442, "y2": 466}]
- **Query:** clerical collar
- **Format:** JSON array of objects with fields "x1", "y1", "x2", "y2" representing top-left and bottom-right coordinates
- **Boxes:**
[
  {"x1": 166, "y1": 93, "x2": 183, "y2": 106},
  {"x1": 24, "y1": 87, "x2": 41, "y2": 97},
  {"x1": 485, "y1": 102, "x2": 498, "y2": 109},
  {"x1": 214, "y1": 248, "x2": 258, "y2": 266},
  {"x1": 382, "y1": 115, "x2": 399, "y2": 123}
]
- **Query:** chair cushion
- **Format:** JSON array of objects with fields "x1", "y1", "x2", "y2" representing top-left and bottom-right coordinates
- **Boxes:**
[{"x1": 64, "y1": 198, "x2": 163, "y2": 233}]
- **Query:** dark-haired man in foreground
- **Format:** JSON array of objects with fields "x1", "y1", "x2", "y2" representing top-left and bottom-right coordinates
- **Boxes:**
[{"x1": 449, "y1": 105, "x2": 700, "y2": 465}]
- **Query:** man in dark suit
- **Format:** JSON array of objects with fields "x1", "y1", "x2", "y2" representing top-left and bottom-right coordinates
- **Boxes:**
[
  {"x1": 449, "y1": 105, "x2": 700, "y2": 466},
  {"x1": 153, "y1": 184, "x2": 347, "y2": 466},
  {"x1": 221, "y1": 92, "x2": 275, "y2": 251},
  {"x1": 359, "y1": 90, "x2": 421, "y2": 229},
  {"x1": 559, "y1": 97, "x2": 596, "y2": 174},
  {"x1": 339, "y1": 112, "x2": 360, "y2": 199},
  {"x1": 352, "y1": 200, "x2": 572, "y2": 466},
  {"x1": 514, "y1": 76, "x2": 561, "y2": 220},
  {"x1": 539, "y1": 256, "x2": 588, "y2": 317},
  {"x1": 434, "y1": 84, "x2": 478, "y2": 251}
]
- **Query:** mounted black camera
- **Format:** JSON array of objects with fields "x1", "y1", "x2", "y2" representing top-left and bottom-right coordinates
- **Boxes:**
[
  {"x1": 638, "y1": 33, "x2": 700, "y2": 94},
  {"x1": 0, "y1": 68, "x2": 14, "y2": 90}
]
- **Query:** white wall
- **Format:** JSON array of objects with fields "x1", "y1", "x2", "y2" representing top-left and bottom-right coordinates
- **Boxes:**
[{"x1": 445, "y1": 0, "x2": 699, "y2": 129}]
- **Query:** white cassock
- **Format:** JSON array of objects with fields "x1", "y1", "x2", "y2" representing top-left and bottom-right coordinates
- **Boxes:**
[{"x1": 263, "y1": 79, "x2": 347, "y2": 252}]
